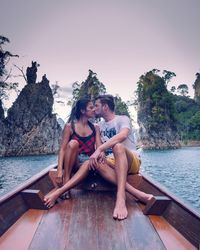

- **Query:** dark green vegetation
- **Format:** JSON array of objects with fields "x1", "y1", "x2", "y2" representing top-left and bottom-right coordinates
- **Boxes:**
[
  {"x1": 0, "y1": 36, "x2": 18, "y2": 105},
  {"x1": 135, "y1": 69, "x2": 200, "y2": 141},
  {"x1": 173, "y1": 95, "x2": 200, "y2": 140},
  {"x1": 70, "y1": 69, "x2": 130, "y2": 117}
]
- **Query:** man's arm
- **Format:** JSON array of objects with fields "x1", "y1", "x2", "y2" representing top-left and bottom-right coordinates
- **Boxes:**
[
  {"x1": 90, "y1": 127, "x2": 129, "y2": 162},
  {"x1": 99, "y1": 128, "x2": 129, "y2": 152},
  {"x1": 94, "y1": 125, "x2": 103, "y2": 148}
]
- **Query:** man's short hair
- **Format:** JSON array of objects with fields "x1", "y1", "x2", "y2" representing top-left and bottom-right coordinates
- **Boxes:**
[{"x1": 95, "y1": 94, "x2": 115, "y2": 112}]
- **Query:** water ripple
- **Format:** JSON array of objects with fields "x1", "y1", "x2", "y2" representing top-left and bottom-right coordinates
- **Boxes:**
[
  {"x1": 141, "y1": 147, "x2": 200, "y2": 212},
  {"x1": 0, "y1": 155, "x2": 57, "y2": 195}
]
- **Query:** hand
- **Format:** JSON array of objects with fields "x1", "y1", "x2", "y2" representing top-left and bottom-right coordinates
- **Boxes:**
[
  {"x1": 89, "y1": 148, "x2": 101, "y2": 170},
  {"x1": 56, "y1": 172, "x2": 63, "y2": 186},
  {"x1": 88, "y1": 158, "x2": 97, "y2": 170},
  {"x1": 98, "y1": 152, "x2": 106, "y2": 164}
]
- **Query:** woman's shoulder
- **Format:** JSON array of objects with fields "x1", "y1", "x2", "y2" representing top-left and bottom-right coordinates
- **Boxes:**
[
  {"x1": 64, "y1": 122, "x2": 71, "y2": 129},
  {"x1": 63, "y1": 122, "x2": 74, "y2": 134}
]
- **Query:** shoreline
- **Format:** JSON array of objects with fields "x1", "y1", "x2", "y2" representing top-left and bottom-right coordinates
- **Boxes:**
[{"x1": 180, "y1": 140, "x2": 200, "y2": 147}]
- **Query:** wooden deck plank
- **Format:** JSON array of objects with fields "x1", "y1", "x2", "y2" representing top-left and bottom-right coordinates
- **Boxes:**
[
  {"x1": 149, "y1": 215, "x2": 197, "y2": 250},
  {"x1": 66, "y1": 191, "x2": 99, "y2": 250},
  {"x1": 29, "y1": 198, "x2": 74, "y2": 250},
  {"x1": 0, "y1": 209, "x2": 44, "y2": 250},
  {"x1": 29, "y1": 190, "x2": 166, "y2": 250},
  {"x1": 122, "y1": 197, "x2": 166, "y2": 250},
  {"x1": 95, "y1": 191, "x2": 126, "y2": 250}
]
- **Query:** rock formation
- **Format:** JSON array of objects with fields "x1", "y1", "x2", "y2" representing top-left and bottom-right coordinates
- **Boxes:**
[
  {"x1": 136, "y1": 70, "x2": 180, "y2": 149},
  {"x1": 137, "y1": 113, "x2": 180, "y2": 149},
  {"x1": 0, "y1": 65, "x2": 62, "y2": 157},
  {"x1": 194, "y1": 73, "x2": 200, "y2": 102}
]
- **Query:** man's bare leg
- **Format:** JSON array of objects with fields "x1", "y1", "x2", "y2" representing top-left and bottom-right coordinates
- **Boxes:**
[
  {"x1": 62, "y1": 140, "x2": 79, "y2": 199},
  {"x1": 97, "y1": 162, "x2": 153, "y2": 203},
  {"x1": 112, "y1": 143, "x2": 128, "y2": 220},
  {"x1": 44, "y1": 161, "x2": 90, "y2": 208}
]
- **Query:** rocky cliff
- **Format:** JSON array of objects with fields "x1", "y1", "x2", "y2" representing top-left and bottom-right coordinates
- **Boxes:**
[
  {"x1": 136, "y1": 70, "x2": 180, "y2": 149},
  {"x1": 0, "y1": 68, "x2": 62, "y2": 156},
  {"x1": 137, "y1": 112, "x2": 180, "y2": 149}
]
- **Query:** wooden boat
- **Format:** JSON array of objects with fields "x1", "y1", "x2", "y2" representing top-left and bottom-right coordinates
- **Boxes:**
[{"x1": 0, "y1": 163, "x2": 200, "y2": 250}]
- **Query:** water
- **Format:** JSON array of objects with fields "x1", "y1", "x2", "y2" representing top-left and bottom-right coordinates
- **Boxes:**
[
  {"x1": 140, "y1": 147, "x2": 200, "y2": 212},
  {"x1": 0, "y1": 148, "x2": 200, "y2": 213},
  {"x1": 0, "y1": 155, "x2": 57, "y2": 196}
]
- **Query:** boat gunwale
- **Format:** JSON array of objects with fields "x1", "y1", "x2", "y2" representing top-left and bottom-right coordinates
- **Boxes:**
[
  {"x1": 0, "y1": 163, "x2": 200, "y2": 220},
  {"x1": 0, "y1": 164, "x2": 57, "y2": 204},
  {"x1": 141, "y1": 172, "x2": 200, "y2": 219}
]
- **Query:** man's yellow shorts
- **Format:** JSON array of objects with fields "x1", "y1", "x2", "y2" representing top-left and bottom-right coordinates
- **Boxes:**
[{"x1": 106, "y1": 152, "x2": 141, "y2": 174}]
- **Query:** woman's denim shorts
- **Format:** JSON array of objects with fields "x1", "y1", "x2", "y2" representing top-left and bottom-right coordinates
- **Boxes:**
[{"x1": 78, "y1": 154, "x2": 90, "y2": 164}]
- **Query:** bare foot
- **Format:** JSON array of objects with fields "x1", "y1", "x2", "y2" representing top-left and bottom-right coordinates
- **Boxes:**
[
  {"x1": 140, "y1": 193, "x2": 154, "y2": 204},
  {"x1": 113, "y1": 197, "x2": 128, "y2": 220},
  {"x1": 44, "y1": 190, "x2": 60, "y2": 208},
  {"x1": 44, "y1": 188, "x2": 58, "y2": 200}
]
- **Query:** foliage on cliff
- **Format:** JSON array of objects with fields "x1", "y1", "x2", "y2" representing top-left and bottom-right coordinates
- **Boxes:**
[
  {"x1": 70, "y1": 70, "x2": 130, "y2": 117},
  {"x1": 172, "y1": 94, "x2": 200, "y2": 140},
  {"x1": 193, "y1": 72, "x2": 200, "y2": 103},
  {"x1": 0, "y1": 36, "x2": 18, "y2": 102},
  {"x1": 136, "y1": 69, "x2": 200, "y2": 141},
  {"x1": 136, "y1": 69, "x2": 176, "y2": 130}
]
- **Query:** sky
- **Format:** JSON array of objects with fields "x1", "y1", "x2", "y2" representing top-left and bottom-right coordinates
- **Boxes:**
[{"x1": 1, "y1": 0, "x2": 200, "y2": 121}]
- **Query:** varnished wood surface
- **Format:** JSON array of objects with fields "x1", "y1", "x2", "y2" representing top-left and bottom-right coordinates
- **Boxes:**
[
  {"x1": 0, "y1": 166, "x2": 199, "y2": 250},
  {"x1": 149, "y1": 215, "x2": 196, "y2": 250},
  {"x1": 21, "y1": 189, "x2": 48, "y2": 210},
  {"x1": 0, "y1": 209, "x2": 44, "y2": 250},
  {"x1": 29, "y1": 190, "x2": 166, "y2": 250},
  {"x1": 140, "y1": 174, "x2": 200, "y2": 248},
  {"x1": 1, "y1": 189, "x2": 197, "y2": 250},
  {"x1": 0, "y1": 167, "x2": 54, "y2": 236}
]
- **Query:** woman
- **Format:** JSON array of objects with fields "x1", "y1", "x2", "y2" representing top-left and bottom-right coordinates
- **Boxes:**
[{"x1": 48, "y1": 97, "x2": 102, "y2": 199}]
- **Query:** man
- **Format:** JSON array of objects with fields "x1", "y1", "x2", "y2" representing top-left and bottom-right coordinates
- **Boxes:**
[{"x1": 89, "y1": 95, "x2": 152, "y2": 220}]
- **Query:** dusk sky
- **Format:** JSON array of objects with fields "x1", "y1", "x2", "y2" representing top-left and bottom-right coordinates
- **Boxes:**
[{"x1": 1, "y1": 0, "x2": 200, "y2": 121}]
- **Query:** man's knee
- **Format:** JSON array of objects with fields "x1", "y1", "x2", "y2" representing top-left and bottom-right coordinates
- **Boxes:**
[
  {"x1": 68, "y1": 139, "x2": 79, "y2": 150},
  {"x1": 112, "y1": 143, "x2": 125, "y2": 154}
]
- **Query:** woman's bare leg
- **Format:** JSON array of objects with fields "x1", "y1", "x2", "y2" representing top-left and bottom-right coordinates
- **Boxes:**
[
  {"x1": 63, "y1": 140, "x2": 79, "y2": 182},
  {"x1": 44, "y1": 160, "x2": 90, "y2": 208},
  {"x1": 62, "y1": 140, "x2": 79, "y2": 199}
]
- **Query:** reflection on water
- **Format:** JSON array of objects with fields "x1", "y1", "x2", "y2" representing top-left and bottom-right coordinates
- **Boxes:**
[{"x1": 0, "y1": 148, "x2": 200, "y2": 213}]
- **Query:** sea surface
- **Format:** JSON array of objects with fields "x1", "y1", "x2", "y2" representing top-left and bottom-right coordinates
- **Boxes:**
[{"x1": 0, "y1": 147, "x2": 200, "y2": 213}]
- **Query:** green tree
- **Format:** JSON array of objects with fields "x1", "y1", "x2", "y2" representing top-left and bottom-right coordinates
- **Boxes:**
[
  {"x1": 170, "y1": 86, "x2": 176, "y2": 93},
  {"x1": 0, "y1": 35, "x2": 19, "y2": 102},
  {"x1": 71, "y1": 70, "x2": 106, "y2": 102},
  {"x1": 114, "y1": 95, "x2": 130, "y2": 117},
  {"x1": 177, "y1": 84, "x2": 189, "y2": 96},
  {"x1": 136, "y1": 69, "x2": 176, "y2": 130},
  {"x1": 69, "y1": 70, "x2": 131, "y2": 117},
  {"x1": 172, "y1": 93, "x2": 200, "y2": 140},
  {"x1": 162, "y1": 70, "x2": 176, "y2": 85}
]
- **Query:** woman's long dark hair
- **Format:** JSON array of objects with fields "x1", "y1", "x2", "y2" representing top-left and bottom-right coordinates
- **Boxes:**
[{"x1": 68, "y1": 97, "x2": 91, "y2": 122}]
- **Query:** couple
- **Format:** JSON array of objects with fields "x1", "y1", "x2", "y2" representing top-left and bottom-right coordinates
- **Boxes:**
[{"x1": 44, "y1": 95, "x2": 153, "y2": 220}]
